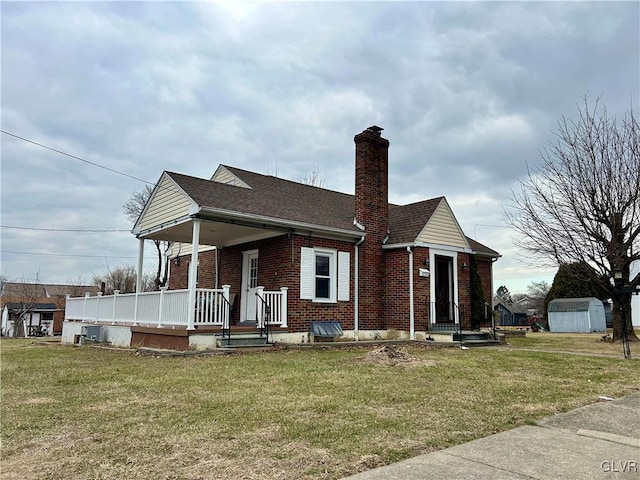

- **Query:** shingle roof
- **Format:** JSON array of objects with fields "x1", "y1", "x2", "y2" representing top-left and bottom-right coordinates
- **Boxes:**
[
  {"x1": 1, "y1": 283, "x2": 98, "y2": 298},
  {"x1": 167, "y1": 165, "x2": 498, "y2": 257},
  {"x1": 388, "y1": 198, "x2": 442, "y2": 244},
  {"x1": 466, "y1": 237, "x2": 500, "y2": 257},
  {"x1": 168, "y1": 167, "x2": 359, "y2": 233}
]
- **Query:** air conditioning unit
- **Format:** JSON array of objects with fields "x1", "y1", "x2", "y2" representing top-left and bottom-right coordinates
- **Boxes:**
[{"x1": 81, "y1": 325, "x2": 103, "y2": 342}]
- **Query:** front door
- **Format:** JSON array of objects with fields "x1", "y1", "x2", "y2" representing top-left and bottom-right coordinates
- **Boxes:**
[
  {"x1": 241, "y1": 250, "x2": 259, "y2": 323},
  {"x1": 434, "y1": 255, "x2": 454, "y2": 323}
]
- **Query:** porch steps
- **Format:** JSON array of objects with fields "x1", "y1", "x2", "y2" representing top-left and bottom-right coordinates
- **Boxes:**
[
  {"x1": 452, "y1": 331, "x2": 501, "y2": 347},
  {"x1": 219, "y1": 332, "x2": 269, "y2": 348}
]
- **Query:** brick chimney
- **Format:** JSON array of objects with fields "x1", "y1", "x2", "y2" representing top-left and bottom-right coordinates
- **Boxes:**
[
  {"x1": 354, "y1": 126, "x2": 389, "y2": 329},
  {"x1": 354, "y1": 125, "x2": 389, "y2": 237}
]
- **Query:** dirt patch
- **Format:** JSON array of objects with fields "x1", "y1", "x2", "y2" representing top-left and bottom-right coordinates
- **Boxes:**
[{"x1": 361, "y1": 345, "x2": 437, "y2": 367}]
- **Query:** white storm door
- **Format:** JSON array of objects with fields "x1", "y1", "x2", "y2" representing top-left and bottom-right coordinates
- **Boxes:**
[{"x1": 242, "y1": 250, "x2": 259, "y2": 322}]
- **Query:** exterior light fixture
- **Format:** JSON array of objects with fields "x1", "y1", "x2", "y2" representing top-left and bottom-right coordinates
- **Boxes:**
[{"x1": 614, "y1": 268, "x2": 624, "y2": 288}]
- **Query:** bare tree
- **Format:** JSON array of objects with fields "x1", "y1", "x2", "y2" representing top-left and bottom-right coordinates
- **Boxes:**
[
  {"x1": 92, "y1": 265, "x2": 154, "y2": 294},
  {"x1": 123, "y1": 185, "x2": 173, "y2": 290},
  {"x1": 506, "y1": 95, "x2": 639, "y2": 342},
  {"x1": 297, "y1": 167, "x2": 325, "y2": 187}
]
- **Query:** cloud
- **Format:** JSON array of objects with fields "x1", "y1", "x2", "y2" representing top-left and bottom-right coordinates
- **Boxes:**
[{"x1": 1, "y1": 1, "x2": 638, "y2": 293}]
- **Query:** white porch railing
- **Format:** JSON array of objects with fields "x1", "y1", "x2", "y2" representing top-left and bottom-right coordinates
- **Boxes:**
[
  {"x1": 65, "y1": 286, "x2": 232, "y2": 329},
  {"x1": 255, "y1": 286, "x2": 288, "y2": 329}
]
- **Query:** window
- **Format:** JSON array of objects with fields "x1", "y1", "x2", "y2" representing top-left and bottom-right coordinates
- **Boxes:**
[
  {"x1": 249, "y1": 256, "x2": 258, "y2": 289},
  {"x1": 315, "y1": 253, "x2": 331, "y2": 299},
  {"x1": 300, "y1": 247, "x2": 350, "y2": 302},
  {"x1": 41, "y1": 312, "x2": 54, "y2": 321}
]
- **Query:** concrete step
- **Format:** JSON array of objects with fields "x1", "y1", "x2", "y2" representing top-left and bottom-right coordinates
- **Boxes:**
[
  {"x1": 220, "y1": 335, "x2": 269, "y2": 347},
  {"x1": 460, "y1": 339, "x2": 502, "y2": 347},
  {"x1": 453, "y1": 331, "x2": 490, "y2": 342}
]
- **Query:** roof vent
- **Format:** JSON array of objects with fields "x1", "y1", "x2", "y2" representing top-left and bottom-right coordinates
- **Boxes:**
[{"x1": 366, "y1": 125, "x2": 383, "y2": 136}]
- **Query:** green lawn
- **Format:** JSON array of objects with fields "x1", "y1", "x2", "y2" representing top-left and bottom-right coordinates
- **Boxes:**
[{"x1": 1, "y1": 338, "x2": 638, "y2": 479}]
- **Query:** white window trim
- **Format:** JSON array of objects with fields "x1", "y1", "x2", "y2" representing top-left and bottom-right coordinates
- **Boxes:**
[
  {"x1": 301, "y1": 247, "x2": 351, "y2": 303},
  {"x1": 313, "y1": 248, "x2": 336, "y2": 303}
]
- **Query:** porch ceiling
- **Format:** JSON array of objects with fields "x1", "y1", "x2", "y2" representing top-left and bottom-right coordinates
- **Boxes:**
[{"x1": 141, "y1": 219, "x2": 285, "y2": 248}]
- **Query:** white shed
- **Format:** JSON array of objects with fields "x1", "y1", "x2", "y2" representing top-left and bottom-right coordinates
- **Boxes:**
[{"x1": 548, "y1": 297, "x2": 606, "y2": 333}]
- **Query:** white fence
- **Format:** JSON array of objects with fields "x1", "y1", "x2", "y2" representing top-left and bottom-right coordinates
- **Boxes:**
[
  {"x1": 255, "y1": 287, "x2": 288, "y2": 329},
  {"x1": 65, "y1": 285, "x2": 289, "y2": 329},
  {"x1": 65, "y1": 286, "x2": 232, "y2": 328}
]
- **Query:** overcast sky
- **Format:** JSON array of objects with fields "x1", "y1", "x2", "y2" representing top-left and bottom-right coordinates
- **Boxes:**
[{"x1": 1, "y1": 1, "x2": 638, "y2": 294}]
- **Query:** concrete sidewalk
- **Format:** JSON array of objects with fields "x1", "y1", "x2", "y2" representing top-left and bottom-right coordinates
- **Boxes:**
[{"x1": 343, "y1": 392, "x2": 640, "y2": 479}]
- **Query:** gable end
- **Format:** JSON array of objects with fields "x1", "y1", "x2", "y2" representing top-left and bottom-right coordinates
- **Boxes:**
[
  {"x1": 416, "y1": 198, "x2": 469, "y2": 249},
  {"x1": 136, "y1": 174, "x2": 197, "y2": 233},
  {"x1": 211, "y1": 165, "x2": 251, "y2": 188}
]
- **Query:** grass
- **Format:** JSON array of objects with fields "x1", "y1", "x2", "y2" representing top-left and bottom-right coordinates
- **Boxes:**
[
  {"x1": 1, "y1": 336, "x2": 639, "y2": 479},
  {"x1": 504, "y1": 330, "x2": 638, "y2": 355}
]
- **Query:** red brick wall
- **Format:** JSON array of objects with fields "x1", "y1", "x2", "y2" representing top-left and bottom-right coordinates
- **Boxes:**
[
  {"x1": 457, "y1": 253, "x2": 472, "y2": 329},
  {"x1": 168, "y1": 249, "x2": 218, "y2": 290},
  {"x1": 477, "y1": 257, "x2": 494, "y2": 306},
  {"x1": 385, "y1": 249, "x2": 409, "y2": 330},
  {"x1": 216, "y1": 234, "x2": 356, "y2": 333}
]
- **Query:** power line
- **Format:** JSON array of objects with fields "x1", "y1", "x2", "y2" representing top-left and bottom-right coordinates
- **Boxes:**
[
  {"x1": 1, "y1": 130, "x2": 153, "y2": 185},
  {"x1": 1, "y1": 225, "x2": 130, "y2": 233},
  {"x1": 1, "y1": 250, "x2": 156, "y2": 259}
]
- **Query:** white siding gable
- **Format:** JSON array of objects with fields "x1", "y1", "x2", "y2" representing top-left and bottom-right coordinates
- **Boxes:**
[
  {"x1": 416, "y1": 198, "x2": 469, "y2": 249},
  {"x1": 137, "y1": 175, "x2": 195, "y2": 232},
  {"x1": 211, "y1": 165, "x2": 251, "y2": 188}
]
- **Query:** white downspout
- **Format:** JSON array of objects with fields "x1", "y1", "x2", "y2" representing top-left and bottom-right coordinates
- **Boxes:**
[
  {"x1": 354, "y1": 236, "x2": 365, "y2": 340},
  {"x1": 407, "y1": 246, "x2": 415, "y2": 340}
]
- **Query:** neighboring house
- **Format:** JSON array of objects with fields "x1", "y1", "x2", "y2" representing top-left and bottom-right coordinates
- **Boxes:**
[
  {"x1": 1, "y1": 282, "x2": 99, "y2": 336},
  {"x1": 63, "y1": 126, "x2": 500, "y2": 348},
  {"x1": 547, "y1": 297, "x2": 607, "y2": 333},
  {"x1": 494, "y1": 301, "x2": 529, "y2": 327}
]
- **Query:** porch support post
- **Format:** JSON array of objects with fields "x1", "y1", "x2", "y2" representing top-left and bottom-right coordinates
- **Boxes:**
[
  {"x1": 136, "y1": 238, "x2": 145, "y2": 293},
  {"x1": 112, "y1": 290, "x2": 120, "y2": 325},
  {"x1": 280, "y1": 287, "x2": 288, "y2": 327},
  {"x1": 157, "y1": 286, "x2": 167, "y2": 328},
  {"x1": 256, "y1": 286, "x2": 264, "y2": 328},
  {"x1": 222, "y1": 285, "x2": 231, "y2": 329},
  {"x1": 82, "y1": 292, "x2": 90, "y2": 322},
  {"x1": 407, "y1": 247, "x2": 415, "y2": 340},
  {"x1": 96, "y1": 292, "x2": 102, "y2": 323},
  {"x1": 187, "y1": 219, "x2": 201, "y2": 331},
  {"x1": 133, "y1": 290, "x2": 139, "y2": 326}
]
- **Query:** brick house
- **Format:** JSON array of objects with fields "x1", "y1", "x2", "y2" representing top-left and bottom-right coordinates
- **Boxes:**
[{"x1": 63, "y1": 126, "x2": 499, "y2": 348}]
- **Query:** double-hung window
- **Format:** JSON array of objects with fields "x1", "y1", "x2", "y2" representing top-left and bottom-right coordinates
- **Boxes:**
[
  {"x1": 300, "y1": 247, "x2": 349, "y2": 302},
  {"x1": 314, "y1": 252, "x2": 332, "y2": 300}
]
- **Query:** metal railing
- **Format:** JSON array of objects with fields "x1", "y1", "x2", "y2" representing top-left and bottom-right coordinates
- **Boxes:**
[
  {"x1": 426, "y1": 301, "x2": 469, "y2": 335},
  {"x1": 255, "y1": 291, "x2": 272, "y2": 342}
]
